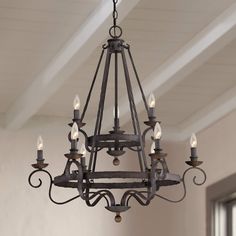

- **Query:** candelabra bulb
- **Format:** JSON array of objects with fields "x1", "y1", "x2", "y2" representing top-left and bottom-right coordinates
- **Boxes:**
[
  {"x1": 154, "y1": 122, "x2": 162, "y2": 139},
  {"x1": 113, "y1": 157, "x2": 120, "y2": 166},
  {"x1": 190, "y1": 133, "x2": 197, "y2": 148},
  {"x1": 73, "y1": 94, "x2": 80, "y2": 110},
  {"x1": 71, "y1": 122, "x2": 79, "y2": 140},
  {"x1": 150, "y1": 141, "x2": 155, "y2": 154},
  {"x1": 148, "y1": 93, "x2": 155, "y2": 108}
]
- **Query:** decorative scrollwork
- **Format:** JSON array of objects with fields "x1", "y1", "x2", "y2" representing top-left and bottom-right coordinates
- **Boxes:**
[
  {"x1": 121, "y1": 190, "x2": 150, "y2": 206},
  {"x1": 188, "y1": 167, "x2": 207, "y2": 186},
  {"x1": 85, "y1": 190, "x2": 115, "y2": 207},
  {"x1": 127, "y1": 146, "x2": 142, "y2": 152},
  {"x1": 154, "y1": 167, "x2": 206, "y2": 203},
  {"x1": 154, "y1": 181, "x2": 186, "y2": 203},
  {"x1": 28, "y1": 170, "x2": 43, "y2": 188},
  {"x1": 28, "y1": 169, "x2": 80, "y2": 205},
  {"x1": 142, "y1": 126, "x2": 153, "y2": 147}
]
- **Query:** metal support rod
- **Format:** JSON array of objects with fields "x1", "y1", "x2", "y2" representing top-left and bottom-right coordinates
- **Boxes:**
[
  {"x1": 92, "y1": 51, "x2": 112, "y2": 172},
  {"x1": 92, "y1": 150, "x2": 98, "y2": 172},
  {"x1": 114, "y1": 52, "x2": 119, "y2": 132},
  {"x1": 121, "y1": 51, "x2": 143, "y2": 171},
  {"x1": 89, "y1": 49, "x2": 111, "y2": 171},
  {"x1": 121, "y1": 48, "x2": 147, "y2": 170},
  {"x1": 127, "y1": 47, "x2": 149, "y2": 114},
  {"x1": 81, "y1": 49, "x2": 105, "y2": 122}
]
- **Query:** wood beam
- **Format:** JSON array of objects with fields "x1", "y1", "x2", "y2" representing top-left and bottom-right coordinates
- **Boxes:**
[
  {"x1": 178, "y1": 86, "x2": 236, "y2": 140},
  {"x1": 5, "y1": 0, "x2": 141, "y2": 129},
  {"x1": 101, "y1": 2, "x2": 236, "y2": 132}
]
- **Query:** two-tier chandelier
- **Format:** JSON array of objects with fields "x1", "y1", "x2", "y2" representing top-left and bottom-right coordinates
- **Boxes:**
[{"x1": 28, "y1": 0, "x2": 206, "y2": 222}]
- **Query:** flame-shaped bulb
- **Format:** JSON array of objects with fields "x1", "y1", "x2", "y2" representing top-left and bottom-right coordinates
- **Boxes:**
[
  {"x1": 190, "y1": 133, "x2": 197, "y2": 148},
  {"x1": 73, "y1": 95, "x2": 80, "y2": 110},
  {"x1": 37, "y1": 136, "x2": 43, "y2": 150},
  {"x1": 148, "y1": 93, "x2": 155, "y2": 108},
  {"x1": 150, "y1": 142, "x2": 155, "y2": 154},
  {"x1": 80, "y1": 143, "x2": 86, "y2": 157},
  {"x1": 71, "y1": 122, "x2": 79, "y2": 140},
  {"x1": 154, "y1": 122, "x2": 162, "y2": 140}
]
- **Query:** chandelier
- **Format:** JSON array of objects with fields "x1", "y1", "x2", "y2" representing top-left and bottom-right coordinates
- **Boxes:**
[{"x1": 28, "y1": 0, "x2": 206, "y2": 223}]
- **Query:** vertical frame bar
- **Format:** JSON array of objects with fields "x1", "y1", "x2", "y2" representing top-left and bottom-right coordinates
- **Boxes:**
[
  {"x1": 88, "y1": 49, "x2": 112, "y2": 171},
  {"x1": 121, "y1": 48, "x2": 147, "y2": 170}
]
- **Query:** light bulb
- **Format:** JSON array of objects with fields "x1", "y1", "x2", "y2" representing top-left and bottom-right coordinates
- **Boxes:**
[
  {"x1": 37, "y1": 136, "x2": 43, "y2": 150},
  {"x1": 113, "y1": 106, "x2": 120, "y2": 118},
  {"x1": 71, "y1": 122, "x2": 79, "y2": 140},
  {"x1": 154, "y1": 122, "x2": 162, "y2": 139},
  {"x1": 150, "y1": 142, "x2": 155, "y2": 154},
  {"x1": 148, "y1": 93, "x2": 155, "y2": 108},
  {"x1": 190, "y1": 133, "x2": 197, "y2": 148},
  {"x1": 80, "y1": 143, "x2": 86, "y2": 156},
  {"x1": 73, "y1": 95, "x2": 80, "y2": 110}
]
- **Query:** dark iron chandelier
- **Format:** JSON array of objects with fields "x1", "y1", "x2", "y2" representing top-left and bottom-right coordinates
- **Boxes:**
[{"x1": 28, "y1": 0, "x2": 206, "y2": 223}]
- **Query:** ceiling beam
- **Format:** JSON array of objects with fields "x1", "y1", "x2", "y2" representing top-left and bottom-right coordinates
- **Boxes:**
[
  {"x1": 4, "y1": 0, "x2": 141, "y2": 130},
  {"x1": 101, "y1": 2, "x2": 236, "y2": 131},
  {"x1": 176, "y1": 85, "x2": 236, "y2": 141}
]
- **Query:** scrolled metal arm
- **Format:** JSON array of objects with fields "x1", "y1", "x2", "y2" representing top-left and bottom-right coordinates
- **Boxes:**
[
  {"x1": 154, "y1": 166, "x2": 206, "y2": 203},
  {"x1": 28, "y1": 169, "x2": 80, "y2": 205},
  {"x1": 28, "y1": 169, "x2": 44, "y2": 189},
  {"x1": 154, "y1": 181, "x2": 186, "y2": 203},
  {"x1": 142, "y1": 126, "x2": 153, "y2": 147},
  {"x1": 187, "y1": 167, "x2": 207, "y2": 186}
]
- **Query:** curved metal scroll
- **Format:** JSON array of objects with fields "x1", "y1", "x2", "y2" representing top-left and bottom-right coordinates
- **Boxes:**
[
  {"x1": 120, "y1": 167, "x2": 206, "y2": 207},
  {"x1": 142, "y1": 126, "x2": 153, "y2": 146},
  {"x1": 154, "y1": 167, "x2": 206, "y2": 203},
  {"x1": 28, "y1": 169, "x2": 80, "y2": 205},
  {"x1": 85, "y1": 190, "x2": 115, "y2": 207},
  {"x1": 121, "y1": 190, "x2": 150, "y2": 206},
  {"x1": 77, "y1": 167, "x2": 116, "y2": 208}
]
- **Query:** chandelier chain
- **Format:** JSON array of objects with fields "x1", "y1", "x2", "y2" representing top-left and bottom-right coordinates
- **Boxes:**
[
  {"x1": 109, "y1": 0, "x2": 122, "y2": 38},
  {"x1": 113, "y1": 0, "x2": 118, "y2": 27}
]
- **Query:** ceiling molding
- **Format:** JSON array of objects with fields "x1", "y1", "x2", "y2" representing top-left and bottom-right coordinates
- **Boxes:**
[
  {"x1": 101, "y1": 2, "x2": 236, "y2": 132},
  {"x1": 4, "y1": 0, "x2": 141, "y2": 130}
]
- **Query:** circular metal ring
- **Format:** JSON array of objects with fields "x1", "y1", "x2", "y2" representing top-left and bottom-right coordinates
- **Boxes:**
[{"x1": 109, "y1": 25, "x2": 122, "y2": 38}]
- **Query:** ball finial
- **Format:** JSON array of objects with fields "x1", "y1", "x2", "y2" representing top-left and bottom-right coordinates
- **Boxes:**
[
  {"x1": 113, "y1": 157, "x2": 120, "y2": 166},
  {"x1": 115, "y1": 214, "x2": 122, "y2": 223}
]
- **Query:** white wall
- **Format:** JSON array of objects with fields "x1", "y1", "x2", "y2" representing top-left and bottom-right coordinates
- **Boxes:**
[
  {"x1": 120, "y1": 110, "x2": 236, "y2": 236},
  {"x1": 0, "y1": 117, "x2": 132, "y2": 236},
  {"x1": 182, "y1": 109, "x2": 236, "y2": 236},
  {"x1": 156, "y1": 109, "x2": 236, "y2": 236},
  {"x1": 0, "y1": 110, "x2": 236, "y2": 236}
]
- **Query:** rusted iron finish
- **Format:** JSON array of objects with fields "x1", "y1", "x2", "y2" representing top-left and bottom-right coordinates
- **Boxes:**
[{"x1": 28, "y1": 0, "x2": 206, "y2": 222}]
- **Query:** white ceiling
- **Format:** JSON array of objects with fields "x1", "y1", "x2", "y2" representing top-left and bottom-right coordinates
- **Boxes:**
[
  {"x1": 1, "y1": 0, "x2": 236, "y2": 140},
  {"x1": 0, "y1": 0, "x2": 101, "y2": 112}
]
